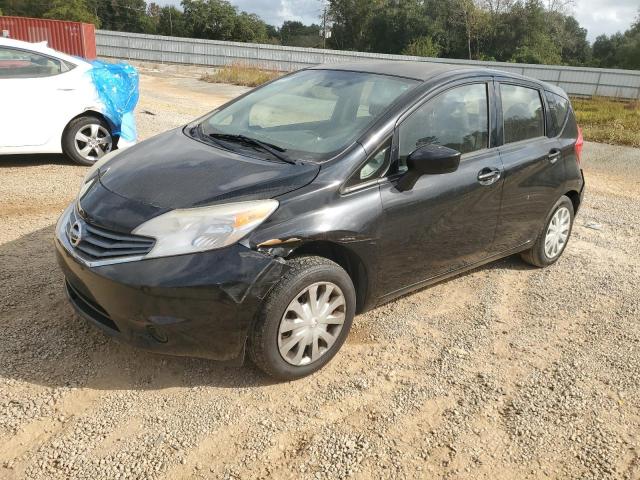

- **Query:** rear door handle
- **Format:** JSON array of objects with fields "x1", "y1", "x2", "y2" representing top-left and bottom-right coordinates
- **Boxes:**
[
  {"x1": 477, "y1": 167, "x2": 501, "y2": 186},
  {"x1": 548, "y1": 149, "x2": 561, "y2": 164}
]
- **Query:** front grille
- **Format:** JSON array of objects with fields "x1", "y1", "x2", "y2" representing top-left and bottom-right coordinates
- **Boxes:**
[
  {"x1": 66, "y1": 281, "x2": 120, "y2": 332},
  {"x1": 66, "y1": 207, "x2": 155, "y2": 260}
]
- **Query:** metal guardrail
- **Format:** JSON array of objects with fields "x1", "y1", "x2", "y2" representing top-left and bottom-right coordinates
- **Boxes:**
[{"x1": 96, "y1": 30, "x2": 640, "y2": 99}]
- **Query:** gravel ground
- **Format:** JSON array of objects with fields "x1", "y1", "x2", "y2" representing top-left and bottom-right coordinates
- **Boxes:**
[{"x1": 1, "y1": 67, "x2": 639, "y2": 480}]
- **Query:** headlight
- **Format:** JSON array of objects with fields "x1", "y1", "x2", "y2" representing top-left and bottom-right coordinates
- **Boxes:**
[{"x1": 133, "y1": 200, "x2": 279, "y2": 258}]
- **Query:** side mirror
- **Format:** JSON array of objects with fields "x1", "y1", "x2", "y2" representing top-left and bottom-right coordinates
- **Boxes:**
[{"x1": 396, "y1": 144, "x2": 461, "y2": 191}]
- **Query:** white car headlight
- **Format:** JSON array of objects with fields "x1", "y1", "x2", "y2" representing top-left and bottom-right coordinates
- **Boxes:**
[{"x1": 133, "y1": 200, "x2": 279, "y2": 258}]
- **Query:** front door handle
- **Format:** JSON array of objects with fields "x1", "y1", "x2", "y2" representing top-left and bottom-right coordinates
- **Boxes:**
[
  {"x1": 477, "y1": 167, "x2": 501, "y2": 186},
  {"x1": 548, "y1": 149, "x2": 561, "y2": 164}
]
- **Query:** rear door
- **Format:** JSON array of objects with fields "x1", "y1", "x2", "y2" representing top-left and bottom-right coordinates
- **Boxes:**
[
  {"x1": 492, "y1": 80, "x2": 566, "y2": 252},
  {"x1": 376, "y1": 79, "x2": 504, "y2": 297}
]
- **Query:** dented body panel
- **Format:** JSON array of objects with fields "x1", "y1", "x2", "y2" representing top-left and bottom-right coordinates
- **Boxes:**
[{"x1": 56, "y1": 204, "x2": 288, "y2": 362}]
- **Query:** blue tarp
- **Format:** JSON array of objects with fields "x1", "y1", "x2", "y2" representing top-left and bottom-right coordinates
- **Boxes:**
[{"x1": 88, "y1": 60, "x2": 139, "y2": 142}]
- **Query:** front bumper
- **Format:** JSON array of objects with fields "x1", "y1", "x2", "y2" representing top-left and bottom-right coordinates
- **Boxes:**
[{"x1": 55, "y1": 205, "x2": 287, "y2": 362}]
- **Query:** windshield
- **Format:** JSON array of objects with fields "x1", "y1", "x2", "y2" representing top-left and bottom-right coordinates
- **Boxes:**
[{"x1": 198, "y1": 69, "x2": 419, "y2": 162}]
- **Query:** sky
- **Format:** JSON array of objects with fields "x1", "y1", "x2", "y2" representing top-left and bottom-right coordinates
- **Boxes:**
[{"x1": 154, "y1": 0, "x2": 638, "y2": 42}]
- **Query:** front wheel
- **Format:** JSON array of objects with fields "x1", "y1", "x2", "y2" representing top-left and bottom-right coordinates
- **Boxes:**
[
  {"x1": 248, "y1": 256, "x2": 356, "y2": 380},
  {"x1": 520, "y1": 195, "x2": 575, "y2": 267},
  {"x1": 62, "y1": 115, "x2": 114, "y2": 166}
]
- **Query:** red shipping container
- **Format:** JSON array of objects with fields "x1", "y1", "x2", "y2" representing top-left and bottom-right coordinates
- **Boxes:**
[{"x1": 0, "y1": 16, "x2": 96, "y2": 59}]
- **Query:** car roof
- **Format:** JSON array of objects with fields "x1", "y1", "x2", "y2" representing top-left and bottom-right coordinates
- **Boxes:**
[
  {"x1": 310, "y1": 60, "x2": 567, "y2": 98},
  {"x1": 0, "y1": 37, "x2": 90, "y2": 67}
]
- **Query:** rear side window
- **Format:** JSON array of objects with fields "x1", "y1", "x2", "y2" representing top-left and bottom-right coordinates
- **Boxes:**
[
  {"x1": 500, "y1": 84, "x2": 544, "y2": 144},
  {"x1": 399, "y1": 83, "x2": 489, "y2": 164},
  {"x1": 0, "y1": 47, "x2": 64, "y2": 78},
  {"x1": 546, "y1": 92, "x2": 570, "y2": 135}
]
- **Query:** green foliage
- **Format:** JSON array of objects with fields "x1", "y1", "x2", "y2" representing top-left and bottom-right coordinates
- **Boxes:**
[
  {"x1": 592, "y1": 27, "x2": 640, "y2": 70},
  {"x1": 92, "y1": 0, "x2": 150, "y2": 33},
  {"x1": 326, "y1": 0, "x2": 603, "y2": 67},
  {"x1": 179, "y1": 0, "x2": 267, "y2": 43},
  {"x1": 2, "y1": 0, "x2": 638, "y2": 70},
  {"x1": 0, "y1": 0, "x2": 48, "y2": 17},
  {"x1": 572, "y1": 96, "x2": 640, "y2": 147},
  {"x1": 43, "y1": 0, "x2": 100, "y2": 25},
  {"x1": 403, "y1": 36, "x2": 441, "y2": 58},
  {"x1": 280, "y1": 21, "x2": 321, "y2": 48}
]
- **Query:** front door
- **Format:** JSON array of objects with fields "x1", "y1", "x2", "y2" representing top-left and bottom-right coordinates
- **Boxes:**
[
  {"x1": 376, "y1": 81, "x2": 504, "y2": 297},
  {"x1": 0, "y1": 46, "x2": 69, "y2": 147}
]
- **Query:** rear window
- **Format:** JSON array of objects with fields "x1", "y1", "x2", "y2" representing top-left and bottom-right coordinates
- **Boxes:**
[
  {"x1": 545, "y1": 92, "x2": 570, "y2": 136},
  {"x1": 500, "y1": 84, "x2": 544, "y2": 144}
]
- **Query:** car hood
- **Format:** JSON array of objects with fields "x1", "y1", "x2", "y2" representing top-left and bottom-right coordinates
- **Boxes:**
[{"x1": 99, "y1": 128, "x2": 320, "y2": 210}]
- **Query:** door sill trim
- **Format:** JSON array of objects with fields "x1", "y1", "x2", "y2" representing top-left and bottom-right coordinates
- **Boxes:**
[{"x1": 377, "y1": 241, "x2": 532, "y2": 306}]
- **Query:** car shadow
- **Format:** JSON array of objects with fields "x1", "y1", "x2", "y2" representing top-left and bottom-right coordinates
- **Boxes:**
[
  {"x1": 0, "y1": 223, "x2": 533, "y2": 392},
  {"x1": 0, "y1": 154, "x2": 75, "y2": 167}
]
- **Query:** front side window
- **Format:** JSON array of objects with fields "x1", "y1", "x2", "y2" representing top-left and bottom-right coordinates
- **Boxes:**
[
  {"x1": 344, "y1": 139, "x2": 391, "y2": 189},
  {"x1": 200, "y1": 69, "x2": 418, "y2": 162},
  {"x1": 398, "y1": 83, "x2": 489, "y2": 169},
  {"x1": 501, "y1": 84, "x2": 544, "y2": 143},
  {"x1": 0, "y1": 47, "x2": 63, "y2": 78}
]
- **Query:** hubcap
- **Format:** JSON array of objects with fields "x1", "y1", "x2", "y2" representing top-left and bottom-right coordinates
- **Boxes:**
[
  {"x1": 74, "y1": 124, "x2": 112, "y2": 162},
  {"x1": 278, "y1": 282, "x2": 346, "y2": 366},
  {"x1": 544, "y1": 206, "x2": 571, "y2": 259}
]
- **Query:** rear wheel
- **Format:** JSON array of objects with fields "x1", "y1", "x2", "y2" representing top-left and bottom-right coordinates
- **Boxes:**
[
  {"x1": 520, "y1": 195, "x2": 574, "y2": 267},
  {"x1": 248, "y1": 256, "x2": 356, "y2": 380},
  {"x1": 62, "y1": 115, "x2": 114, "y2": 166}
]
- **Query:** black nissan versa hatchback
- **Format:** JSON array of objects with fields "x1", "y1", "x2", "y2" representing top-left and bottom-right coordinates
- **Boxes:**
[{"x1": 56, "y1": 61, "x2": 585, "y2": 380}]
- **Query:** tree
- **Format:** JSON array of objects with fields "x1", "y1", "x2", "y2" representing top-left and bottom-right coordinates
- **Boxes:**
[
  {"x1": 44, "y1": 0, "x2": 100, "y2": 25},
  {"x1": 157, "y1": 6, "x2": 188, "y2": 37},
  {"x1": 94, "y1": 0, "x2": 150, "y2": 33},
  {"x1": 591, "y1": 11, "x2": 640, "y2": 69},
  {"x1": 0, "y1": 0, "x2": 48, "y2": 17},
  {"x1": 181, "y1": 0, "x2": 269, "y2": 42},
  {"x1": 280, "y1": 21, "x2": 321, "y2": 47},
  {"x1": 403, "y1": 36, "x2": 441, "y2": 57},
  {"x1": 233, "y1": 12, "x2": 267, "y2": 43},
  {"x1": 327, "y1": 0, "x2": 378, "y2": 50},
  {"x1": 182, "y1": 0, "x2": 239, "y2": 40},
  {"x1": 557, "y1": 15, "x2": 590, "y2": 65}
]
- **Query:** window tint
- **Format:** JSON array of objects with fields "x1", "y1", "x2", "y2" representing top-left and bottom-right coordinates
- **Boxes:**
[
  {"x1": 0, "y1": 47, "x2": 64, "y2": 78},
  {"x1": 398, "y1": 83, "x2": 489, "y2": 167},
  {"x1": 501, "y1": 84, "x2": 544, "y2": 143},
  {"x1": 546, "y1": 92, "x2": 570, "y2": 135}
]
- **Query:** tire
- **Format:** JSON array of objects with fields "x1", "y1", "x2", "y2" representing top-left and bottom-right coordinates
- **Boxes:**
[
  {"x1": 62, "y1": 115, "x2": 115, "y2": 166},
  {"x1": 520, "y1": 195, "x2": 574, "y2": 268},
  {"x1": 248, "y1": 256, "x2": 356, "y2": 381}
]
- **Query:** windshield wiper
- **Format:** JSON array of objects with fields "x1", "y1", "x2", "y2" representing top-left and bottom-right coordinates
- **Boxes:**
[{"x1": 208, "y1": 133, "x2": 296, "y2": 165}]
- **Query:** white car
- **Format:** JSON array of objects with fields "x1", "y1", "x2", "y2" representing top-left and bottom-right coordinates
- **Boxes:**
[{"x1": 0, "y1": 37, "x2": 136, "y2": 165}]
